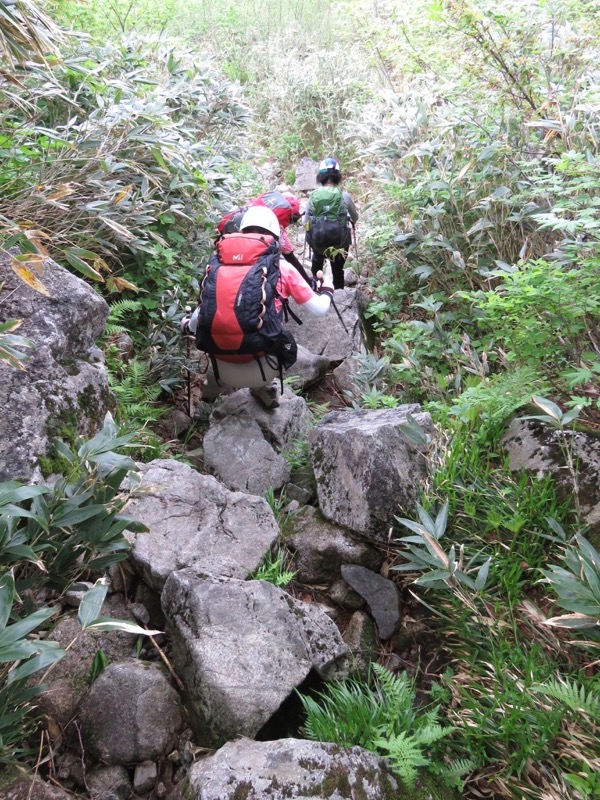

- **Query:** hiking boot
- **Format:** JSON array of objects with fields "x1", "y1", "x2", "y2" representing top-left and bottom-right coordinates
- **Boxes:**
[{"x1": 250, "y1": 384, "x2": 280, "y2": 410}]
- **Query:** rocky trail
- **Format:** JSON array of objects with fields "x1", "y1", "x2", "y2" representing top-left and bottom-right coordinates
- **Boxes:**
[
  {"x1": 0, "y1": 221, "x2": 449, "y2": 800},
  {"x1": 3, "y1": 168, "x2": 598, "y2": 800}
]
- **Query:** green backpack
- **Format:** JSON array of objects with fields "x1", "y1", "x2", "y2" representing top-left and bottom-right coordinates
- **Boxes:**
[
  {"x1": 308, "y1": 186, "x2": 347, "y2": 221},
  {"x1": 306, "y1": 186, "x2": 350, "y2": 254}
]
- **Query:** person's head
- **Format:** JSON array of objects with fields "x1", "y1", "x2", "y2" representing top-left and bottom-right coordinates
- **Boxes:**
[
  {"x1": 240, "y1": 206, "x2": 280, "y2": 239},
  {"x1": 282, "y1": 193, "x2": 301, "y2": 224},
  {"x1": 316, "y1": 157, "x2": 342, "y2": 186}
]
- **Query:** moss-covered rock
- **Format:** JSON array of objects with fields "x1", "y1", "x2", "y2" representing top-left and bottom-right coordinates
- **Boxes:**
[{"x1": 0, "y1": 251, "x2": 114, "y2": 482}]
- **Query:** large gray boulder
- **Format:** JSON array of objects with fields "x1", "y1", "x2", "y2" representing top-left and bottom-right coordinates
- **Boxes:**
[
  {"x1": 289, "y1": 506, "x2": 384, "y2": 584},
  {"x1": 309, "y1": 405, "x2": 433, "y2": 541},
  {"x1": 0, "y1": 252, "x2": 112, "y2": 482},
  {"x1": 183, "y1": 738, "x2": 401, "y2": 800},
  {"x1": 287, "y1": 288, "x2": 367, "y2": 362},
  {"x1": 38, "y1": 595, "x2": 137, "y2": 732},
  {"x1": 79, "y1": 660, "x2": 183, "y2": 765},
  {"x1": 210, "y1": 387, "x2": 313, "y2": 451},
  {"x1": 125, "y1": 460, "x2": 279, "y2": 591},
  {"x1": 502, "y1": 419, "x2": 600, "y2": 539},
  {"x1": 161, "y1": 569, "x2": 349, "y2": 747},
  {"x1": 294, "y1": 157, "x2": 319, "y2": 192},
  {"x1": 203, "y1": 416, "x2": 290, "y2": 494}
]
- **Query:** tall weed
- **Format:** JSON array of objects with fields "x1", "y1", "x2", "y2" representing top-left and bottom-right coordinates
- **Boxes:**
[{"x1": 0, "y1": 35, "x2": 248, "y2": 288}]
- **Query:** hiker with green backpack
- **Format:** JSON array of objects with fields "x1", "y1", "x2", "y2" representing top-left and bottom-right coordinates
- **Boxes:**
[{"x1": 304, "y1": 157, "x2": 358, "y2": 290}]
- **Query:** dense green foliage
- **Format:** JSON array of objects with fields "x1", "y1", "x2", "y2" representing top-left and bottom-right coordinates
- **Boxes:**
[{"x1": 300, "y1": 663, "x2": 470, "y2": 789}]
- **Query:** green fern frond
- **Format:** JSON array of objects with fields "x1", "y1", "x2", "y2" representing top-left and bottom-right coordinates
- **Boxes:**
[
  {"x1": 105, "y1": 322, "x2": 128, "y2": 335},
  {"x1": 372, "y1": 663, "x2": 417, "y2": 732},
  {"x1": 107, "y1": 298, "x2": 143, "y2": 323},
  {"x1": 373, "y1": 731, "x2": 429, "y2": 788},
  {"x1": 108, "y1": 357, "x2": 164, "y2": 428},
  {"x1": 125, "y1": 403, "x2": 163, "y2": 422},
  {"x1": 533, "y1": 679, "x2": 600, "y2": 721},
  {"x1": 252, "y1": 548, "x2": 296, "y2": 587},
  {"x1": 299, "y1": 664, "x2": 455, "y2": 788},
  {"x1": 435, "y1": 758, "x2": 476, "y2": 790},
  {"x1": 420, "y1": 705, "x2": 441, "y2": 728},
  {"x1": 299, "y1": 678, "x2": 386, "y2": 749},
  {"x1": 412, "y1": 722, "x2": 454, "y2": 746}
]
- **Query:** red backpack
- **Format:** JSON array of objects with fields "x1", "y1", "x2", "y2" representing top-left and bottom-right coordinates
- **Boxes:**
[
  {"x1": 216, "y1": 191, "x2": 300, "y2": 235},
  {"x1": 195, "y1": 233, "x2": 298, "y2": 371}
]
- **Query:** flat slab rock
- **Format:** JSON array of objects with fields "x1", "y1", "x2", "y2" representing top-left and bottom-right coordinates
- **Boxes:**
[
  {"x1": 309, "y1": 405, "x2": 433, "y2": 541},
  {"x1": 125, "y1": 459, "x2": 279, "y2": 591},
  {"x1": 184, "y1": 738, "x2": 401, "y2": 800},
  {"x1": 161, "y1": 569, "x2": 349, "y2": 748},
  {"x1": 341, "y1": 564, "x2": 401, "y2": 640}
]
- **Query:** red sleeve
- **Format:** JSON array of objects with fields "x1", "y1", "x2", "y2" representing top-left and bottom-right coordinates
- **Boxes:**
[
  {"x1": 279, "y1": 228, "x2": 293, "y2": 254},
  {"x1": 278, "y1": 262, "x2": 314, "y2": 305}
]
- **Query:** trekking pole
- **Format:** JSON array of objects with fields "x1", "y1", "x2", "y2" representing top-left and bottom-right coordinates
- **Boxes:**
[
  {"x1": 316, "y1": 271, "x2": 349, "y2": 335},
  {"x1": 351, "y1": 222, "x2": 359, "y2": 262},
  {"x1": 184, "y1": 305, "x2": 193, "y2": 417}
]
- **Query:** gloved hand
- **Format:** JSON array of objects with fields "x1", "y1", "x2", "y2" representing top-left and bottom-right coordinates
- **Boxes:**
[
  {"x1": 315, "y1": 270, "x2": 334, "y2": 299},
  {"x1": 180, "y1": 306, "x2": 192, "y2": 334}
]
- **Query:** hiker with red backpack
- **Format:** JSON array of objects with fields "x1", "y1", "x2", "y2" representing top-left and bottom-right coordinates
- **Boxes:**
[
  {"x1": 181, "y1": 206, "x2": 334, "y2": 410},
  {"x1": 305, "y1": 158, "x2": 358, "y2": 290},
  {"x1": 217, "y1": 190, "x2": 315, "y2": 288}
]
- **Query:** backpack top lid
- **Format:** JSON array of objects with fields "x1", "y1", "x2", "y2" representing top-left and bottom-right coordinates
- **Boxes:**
[
  {"x1": 216, "y1": 231, "x2": 279, "y2": 266},
  {"x1": 251, "y1": 191, "x2": 300, "y2": 229}
]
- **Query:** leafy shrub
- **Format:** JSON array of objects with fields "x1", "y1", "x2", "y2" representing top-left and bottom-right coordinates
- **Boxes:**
[
  {"x1": 0, "y1": 35, "x2": 248, "y2": 292},
  {"x1": 0, "y1": 414, "x2": 155, "y2": 767},
  {"x1": 462, "y1": 259, "x2": 600, "y2": 375},
  {"x1": 0, "y1": 414, "x2": 146, "y2": 591}
]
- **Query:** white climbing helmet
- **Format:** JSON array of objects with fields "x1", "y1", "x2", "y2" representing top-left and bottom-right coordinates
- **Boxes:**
[{"x1": 240, "y1": 206, "x2": 281, "y2": 239}]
